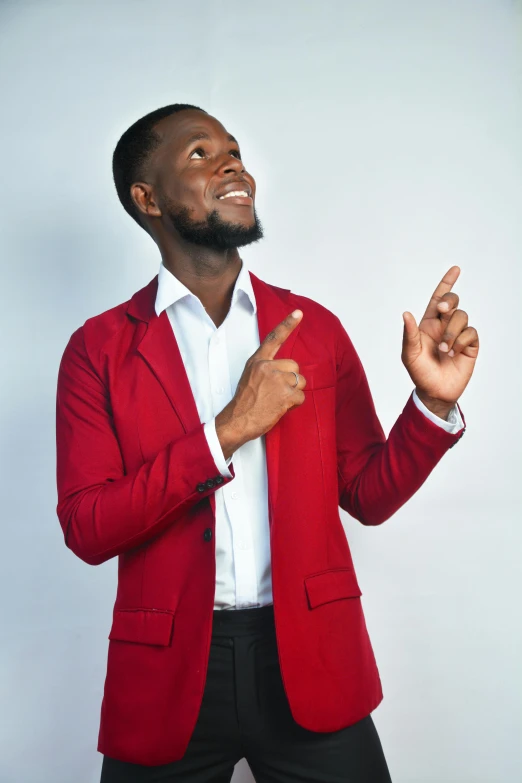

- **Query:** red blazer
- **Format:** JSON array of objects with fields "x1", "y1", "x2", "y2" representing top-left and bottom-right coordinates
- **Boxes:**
[{"x1": 56, "y1": 271, "x2": 465, "y2": 766}]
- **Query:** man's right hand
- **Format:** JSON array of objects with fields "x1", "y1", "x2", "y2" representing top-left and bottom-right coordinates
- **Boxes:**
[{"x1": 215, "y1": 310, "x2": 306, "y2": 461}]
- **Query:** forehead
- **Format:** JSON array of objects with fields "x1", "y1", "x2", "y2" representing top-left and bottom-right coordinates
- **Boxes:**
[{"x1": 154, "y1": 110, "x2": 236, "y2": 152}]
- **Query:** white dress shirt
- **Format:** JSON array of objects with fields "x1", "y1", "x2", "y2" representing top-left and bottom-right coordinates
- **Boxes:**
[{"x1": 155, "y1": 260, "x2": 465, "y2": 610}]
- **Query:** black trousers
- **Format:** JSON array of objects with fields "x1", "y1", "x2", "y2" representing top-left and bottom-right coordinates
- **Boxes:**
[{"x1": 100, "y1": 603, "x2": 392, "y2": 782}]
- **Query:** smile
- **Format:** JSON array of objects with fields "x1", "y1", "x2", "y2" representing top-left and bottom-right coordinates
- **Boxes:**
[
  {"x1": 217, "y1": 191, "x2": 253, "y2": 205},
  {"x1": 218, "y1": 191, "x2": 249, "y2": 199}
]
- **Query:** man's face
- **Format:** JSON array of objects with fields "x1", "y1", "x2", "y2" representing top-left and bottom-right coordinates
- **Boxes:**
[{"x1": 143, "y1": 110, "x2": 263, "y2": 250}]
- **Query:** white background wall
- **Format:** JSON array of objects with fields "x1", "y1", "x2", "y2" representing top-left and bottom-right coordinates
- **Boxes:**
[{"x1": 0, "y1": 1, "x2": 520, "y2": 781}]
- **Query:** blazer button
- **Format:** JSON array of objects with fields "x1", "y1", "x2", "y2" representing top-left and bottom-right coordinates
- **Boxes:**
[
  {"x1": 196, "y1": 483, "x2": 206, "y2": 492},
  {"x1": 203, "y1": 528, "x2": 212, "y2": 542},
  {"x1": 205, "y1": 478, "x2": 215, "y2": 489},
  {"x1": 215, "y1": 476, "x2": 224, "y2": 485}
]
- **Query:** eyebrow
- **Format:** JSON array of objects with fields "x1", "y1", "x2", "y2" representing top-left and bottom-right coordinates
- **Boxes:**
[{"x1": 183, "y1": 131, "x2": 239, "y2": 148}]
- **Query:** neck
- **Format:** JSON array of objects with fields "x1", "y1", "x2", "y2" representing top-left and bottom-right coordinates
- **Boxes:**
[{"x1": 159, "y1": 241, "x2": 243, "y2": 328}]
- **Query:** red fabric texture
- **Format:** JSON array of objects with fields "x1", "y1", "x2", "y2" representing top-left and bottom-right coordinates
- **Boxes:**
[{"x1": 55, "y1": 272, "x2": 465, "y2": 766}]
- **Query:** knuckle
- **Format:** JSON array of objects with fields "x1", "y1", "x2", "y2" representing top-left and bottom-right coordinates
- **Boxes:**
[
  {"x1": 253, "y1": 359, "x2": 268, "y2": 376},
  {"x1": 456, "y1": 326, "x2": 477, "y2": 343}
]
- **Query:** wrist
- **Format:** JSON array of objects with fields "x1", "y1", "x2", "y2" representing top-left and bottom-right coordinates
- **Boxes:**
[
  {"x1": 415, "y1": 388, "x2": 456, "y2": 421},
  {"x1": 215, "y1": 408, "x2": 248, "y2": 460}
]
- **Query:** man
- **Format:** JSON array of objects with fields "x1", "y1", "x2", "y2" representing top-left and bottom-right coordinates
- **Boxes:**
[{"x1": 55, "y1": 103, "x2": 478, "y2": 782}]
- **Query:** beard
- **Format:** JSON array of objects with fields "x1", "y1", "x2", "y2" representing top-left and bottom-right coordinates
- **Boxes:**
[{"x1": 163, "y1": 199, "x2": 264, "y2": 251}]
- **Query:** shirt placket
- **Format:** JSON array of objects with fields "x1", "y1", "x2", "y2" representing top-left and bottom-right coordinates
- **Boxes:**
[{"x1": 208, "y1": 317, "x2": 258, "y2": 609}]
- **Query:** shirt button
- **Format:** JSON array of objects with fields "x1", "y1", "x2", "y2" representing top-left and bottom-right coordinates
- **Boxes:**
[
  {"x1": 237, "y1": 541, "x2": 248, "y2": 550},
  {"x1": 205, "y1": 479, "x2": 216, "y2": 489},
  {"x1": 230, "y1": 491, "x2": 239, "y2": 500},
  {"x1": 214, "y1": 335, "x2": 221, "y2": 345},
  {"x1": 203, "y1": 528, "x2": 212, "y2": 542},
  {"x1": 216, "y1": 386, "x2": 225, "y2": 394},
  {"x1": 196, "y1": 483, "x2": 206, "y2": 493}
]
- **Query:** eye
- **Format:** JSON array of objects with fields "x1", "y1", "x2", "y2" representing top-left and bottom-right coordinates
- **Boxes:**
[{"x1": 189, "y1": 146, "x2": 242, "y2": 160}]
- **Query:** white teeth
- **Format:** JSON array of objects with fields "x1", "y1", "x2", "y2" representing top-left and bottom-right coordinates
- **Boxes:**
[{"x1": 218, "y1": 190, "x2": 249, "y2": 199}]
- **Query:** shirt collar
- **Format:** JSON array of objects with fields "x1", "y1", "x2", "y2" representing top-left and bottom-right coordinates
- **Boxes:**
[{"x1": 155, "y1": 258, "x2": 257, "y2": 317}]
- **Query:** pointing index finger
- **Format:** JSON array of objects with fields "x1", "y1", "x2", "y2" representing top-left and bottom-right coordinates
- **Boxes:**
[
  {"x1": 255, "y1": 309, "x2": 303, "y2": 361},
  {"x1": 421, "y1": 266, "x2": 461, "y2": 320}
]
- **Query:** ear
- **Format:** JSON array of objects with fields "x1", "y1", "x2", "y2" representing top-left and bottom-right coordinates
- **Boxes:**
[{"x1": 130, "y1": 182, "x2": 162, "y2": 219}]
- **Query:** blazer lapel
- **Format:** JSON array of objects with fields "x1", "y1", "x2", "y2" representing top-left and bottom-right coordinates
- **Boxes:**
[
  {"x1": 249, "y1": 272, "x2": 302, "y2": 524},
  {"x1": 127, "y1": 276, "x2": 202, "y2": 435}
]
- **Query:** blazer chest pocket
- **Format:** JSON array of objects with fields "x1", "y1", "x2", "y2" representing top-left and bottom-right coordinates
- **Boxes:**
[
  {"x1": 299, "y1": 359, "x2": 335, "y2": 390},
  {"x1": 304, "y1": 568, "x2": 362, "y2": 610},
  {"x1": 108, "y1": 608, "x2": 175, "y2": 646}
]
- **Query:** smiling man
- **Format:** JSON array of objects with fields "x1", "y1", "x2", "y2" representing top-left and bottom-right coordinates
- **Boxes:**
[{"x1": 55, "y1": 104, "x2": 478, "y2": 783}]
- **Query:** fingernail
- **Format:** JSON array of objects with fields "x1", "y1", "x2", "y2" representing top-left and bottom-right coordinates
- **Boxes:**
[
  {"x1": 292, "y1": 309, "x2": 302, "y2": 318},
  {"x1": 438, "y1": 302, "x2": 449, "y2": 311},
  {"x1": 439, "y1": 342, "x2": 449, "y2": 352},
  {"x1": 448, "y1": 349, "x2": 455, "y2": 357}
]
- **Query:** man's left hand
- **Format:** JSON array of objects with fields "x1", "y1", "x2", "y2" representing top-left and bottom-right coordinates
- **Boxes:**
[{"x1": 401, "y1": 266, "x2": 479, "y2": 414}]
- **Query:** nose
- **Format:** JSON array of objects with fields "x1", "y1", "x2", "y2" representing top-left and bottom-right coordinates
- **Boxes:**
[{"x1": 217, "y1": 153, "x2": 245, "y2": 176}]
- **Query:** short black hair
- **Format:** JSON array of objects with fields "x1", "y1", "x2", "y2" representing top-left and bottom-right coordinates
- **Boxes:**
[{"x1": 112, "y1": 103, "x2": 206, "y2": 229}]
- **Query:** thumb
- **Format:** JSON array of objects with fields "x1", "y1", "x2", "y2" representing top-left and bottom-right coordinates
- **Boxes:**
[{"x1": 402, "y1": 311, "x2": 422, "y2": 360}]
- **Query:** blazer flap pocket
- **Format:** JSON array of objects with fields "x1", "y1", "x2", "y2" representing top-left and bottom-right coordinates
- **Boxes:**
[
  {"x1": 300, "y1": 360, "x2": 335, "y2": 390},
  {"x1": 109, "y1": 608, "x2": 175, "y2": 646},
  {"x1": 304, "y1": 568, "x2": 362, "y2": 609}
]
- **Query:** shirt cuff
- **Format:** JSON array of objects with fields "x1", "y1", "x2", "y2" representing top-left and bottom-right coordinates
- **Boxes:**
[
  {"x1": 204, "y1": 418, "x2": 233, "y2": 479},
  {"x1": 412, "y1": 389, "x2": 465, "y2": 434}
]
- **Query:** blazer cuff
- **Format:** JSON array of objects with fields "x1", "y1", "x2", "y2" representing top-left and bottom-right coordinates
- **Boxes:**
[
  {"x1": 204, "y1": 418, "x2": 233, "y2": 479},
  {"x1": 412, "y1": 389, "x2": 465, "y2": 434},
  {"x1": 399, "y1": 392, "x2": 467, "y2": 454}
]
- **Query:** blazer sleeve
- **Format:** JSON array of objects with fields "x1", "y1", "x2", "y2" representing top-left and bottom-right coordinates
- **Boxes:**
[
  {"x1": 55, "y1": 327, "x2": 235, "y2": 566},
  {"x1": 334, "y1": 317, "x2": 466, "y2": 526}
]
